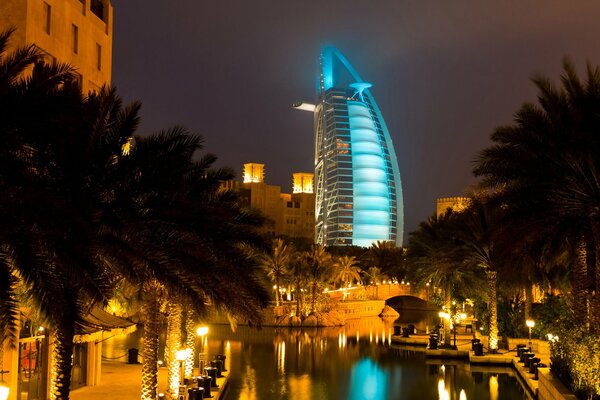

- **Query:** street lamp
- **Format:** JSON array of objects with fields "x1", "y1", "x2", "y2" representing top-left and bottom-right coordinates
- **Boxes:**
[
  {"x1": 176, "y1": 349, "x2": 191, "y2": 385},
  {"x1": 438, "y1": 311, "x2": 451, "y2": 348},
  {"x1": 526, "y1": 319, "x2": 535, "y2": 346},
  {"x1": 196, "y1": 326, "x2": 209, "y2": 374},
  {"x1": 0, "y1": 365, "x2": 9, "y2": 400},
  {"x1": 0, "y1": 376, "x2": 9, "y2": 400}
]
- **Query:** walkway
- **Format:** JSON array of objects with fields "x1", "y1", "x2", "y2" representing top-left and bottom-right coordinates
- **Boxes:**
[{"x1": 70, "y1": 360, "x2": 229, "y2": 400}]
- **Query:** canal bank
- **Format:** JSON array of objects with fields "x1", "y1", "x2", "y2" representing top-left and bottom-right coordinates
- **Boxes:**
[{"x1": 391, "y1": 333, "x2": 576, "y2": 400}]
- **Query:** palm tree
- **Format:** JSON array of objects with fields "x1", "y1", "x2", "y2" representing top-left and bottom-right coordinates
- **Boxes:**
[
  {"x1": 365, "y1": 240, "x2": 404, "y2": 279},
  {"x1": 288, "y1": 250, "x2": 307, "y2": 317},
  {"x1": 406, "y1": 211, "x2": 464, "y2": 347},
  {"x1": 165, "y1": 303, "x2": 183, "y2": 398},
  {"x1": 257, "y1": 239, "x2": 293, "y2": 306},
  {"x1": 103, "y1": 127, "x2": 271, "y2": 399},
  {"x1": 304, "y1": 245, "x2": 333, "y2": 314},
  {"x1": 332, "y1": 256, "x2": 361, "y2": 300},
  {"x1": 474, "y1": 59, "x2": 600, "y2": 332},
  {"x1": 0, "y1": 30, "x2": 118, "y2": 399},
  {"x1": 452, "y1": 197, "x2": 509, "y2": 352}
]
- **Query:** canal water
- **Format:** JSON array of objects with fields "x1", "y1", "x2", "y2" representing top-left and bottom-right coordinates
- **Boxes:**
[{"x1": 103, "y1": 315, "x2": 531, "y2": 400}]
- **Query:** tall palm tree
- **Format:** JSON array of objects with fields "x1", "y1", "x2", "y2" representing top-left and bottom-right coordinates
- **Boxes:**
[
  {"x1": 474, "y1": 59, "x2": 600, "y2": 332},
  {"x1": 304, "y1": 245, "x2": 333, "y2": 314},
  {"x1": 288, "y1": 250, "x2": 307, "y2": 317},
  {"x1": 406, "y1": 211, "x2": 469, "y2": 347},
  {"x1": 0, "y1": 30, "x2": 117, "y2": 399},
  {"x1": 257, "y1": 239, "x2": 293, "y2": 306},
  {"x1": 452, "y1": 197, "x2": 509, "y2": 352}
]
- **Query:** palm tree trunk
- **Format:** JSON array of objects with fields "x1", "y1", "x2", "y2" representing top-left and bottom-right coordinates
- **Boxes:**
[
  {"x1": 311, "y1": 281, "x2": 317, "y2": 313},
  {"x1": 275, "y1": 278, "x2": 280, "y2": 307},
  {"x1": 141, "y1": 282, "x2": 161, "y2": 400},
  {"x1": 524, "y1": 278, "x2": 533, "y2": 320},
  {"x1": 573, "y1": 238, "x2": 590, "y2": 330},
  {"x1": 166, "y1": 302, "x2": 182, "y2": 399},
  {"x1": 184, "y1": 310, "x2": 195, "y2": 379},
  {"x1": 443, "y1": 285, "x2": 451, "y2": 347},
  {"x1": 486, "y1": 270, "x2": 499, "y2": 353},
  {"x1": 49, "y1": 326, "x2": 74, "y2": 400},
  {"x1": 295, "y1": 280, "x2": 301, "y2": 316},
  {"x1": 592, "y1": 224, "x2": 600, "y2": 334}
]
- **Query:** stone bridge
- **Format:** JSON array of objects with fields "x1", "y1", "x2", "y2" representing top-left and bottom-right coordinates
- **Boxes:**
[
  {"x1": 328, "y1": 283, "x2": 431, "y2": 308},
  {"x1": 364, "y1": 283, "x2": 430, "y2": 302}
]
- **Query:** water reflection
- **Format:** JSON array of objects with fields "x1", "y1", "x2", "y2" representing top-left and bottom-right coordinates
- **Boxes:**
[
  {"x1": 349, "y1": 358, "x2": 388, "y2": 400},
  {"x1": 101, "y1": 315, "x2": 529, "y2": 400}
]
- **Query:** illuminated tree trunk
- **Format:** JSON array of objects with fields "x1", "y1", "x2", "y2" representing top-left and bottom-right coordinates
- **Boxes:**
[
  {"x1": 524, "y1": 279, "x2": 533, "y2": 320},
  {"x1": 592, "y1": 224, "x2": 600, "y2": 334},
  {"x1": 166, "y1": 302, "x2": 182, "y2": 400},
  {"x1": 184, "y1": 310, "x2": 196, "y2": 379},
  {"x1": 49, "y1": 327, "x2": 74, "y2": 400},
  {"x1": 141, "y1": 281, "x2": 161, "y2": 400},
  {"x1": 487, "y1": 270, "x2": 499, "y2": 353},
  {"x1": 573, "y1": 238, "x2": 590, "y2": 330},
  {"x1": 275, "y1": 279, "x2": 281, "y2": 307},
  {"x1": 443, "y1": 284, "x2": 451, "y2": 347},
  {"x1": 295, "y1": 280, "x2": 302, "y2": 316},
  {"x1": 311, "y1": 281, "x2": 317, "y2": 313}
]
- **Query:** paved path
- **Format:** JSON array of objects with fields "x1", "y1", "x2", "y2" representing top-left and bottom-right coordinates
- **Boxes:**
[{"x1": 71, "y1": 361, "x2": 228, "y2": 400}]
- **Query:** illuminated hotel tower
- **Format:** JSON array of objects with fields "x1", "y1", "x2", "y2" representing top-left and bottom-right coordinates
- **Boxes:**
[{"x1": 296, "y1": 46, "x2": 404, "y2": 247}]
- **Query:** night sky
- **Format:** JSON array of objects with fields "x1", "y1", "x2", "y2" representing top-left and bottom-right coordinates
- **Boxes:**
[{"x1": 112, "y1": 1, "x2": 600, "y2": 241}]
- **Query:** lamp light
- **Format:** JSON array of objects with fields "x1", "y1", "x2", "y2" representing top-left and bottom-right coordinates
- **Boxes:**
[
  {"x1": 526, "y1": 320, "x2": 535, "y2": 328},
  {"x1": 526, "y1": 319, "x2": 535, "y2": 346},
  {"x1": 176, "y1": 349, "x2": 190, "y2": 362},
  {"x1": 0, "y1": 369, "x2": 9, "y2": 400},
  {"x1": 196, "y1": 326, "x2": 209, "y2": 337}
]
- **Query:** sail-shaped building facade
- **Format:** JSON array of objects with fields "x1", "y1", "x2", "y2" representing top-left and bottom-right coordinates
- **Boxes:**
[{"x1": 312, "y1": 46, "x2": 404, "y2": 247}]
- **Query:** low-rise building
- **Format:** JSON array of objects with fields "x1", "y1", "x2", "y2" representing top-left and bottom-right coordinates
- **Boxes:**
[{"x1": 225, "y1": 163, "x2": 316, "y2": 241}]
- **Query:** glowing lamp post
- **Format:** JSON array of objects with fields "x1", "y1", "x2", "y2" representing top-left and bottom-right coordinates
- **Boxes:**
[
  {"x1": 526, "y1": 319, "x2": 535, "y2": 346},
  {"x1": 0, "y1": 365, "x2": 9, "y2": 400},
  {"x1": 438, "y1": 311, "x2": 451, "y2": 348},
  {"x1": 176, "y1": 349, "x2": 191, "y2": 385},
  {"x1": 0, "y1": 378, "x2": 9, "y2": 400},
  {"x1": 196, "y1": 326, "x2": 209, "y2": 374}
]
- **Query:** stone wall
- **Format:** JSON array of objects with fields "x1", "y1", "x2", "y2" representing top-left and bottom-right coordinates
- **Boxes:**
[
  {"x1": 333, "y1": 300, "x2": 386, "y2": 319},
  {"x1": 537, "y1": 368, "x2": 578, "y2": 400}
]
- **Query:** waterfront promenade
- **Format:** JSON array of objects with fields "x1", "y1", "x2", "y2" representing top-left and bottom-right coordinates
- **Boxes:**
[{"x1": 70, "y1": 360, "x2": 229, "y2": 400}]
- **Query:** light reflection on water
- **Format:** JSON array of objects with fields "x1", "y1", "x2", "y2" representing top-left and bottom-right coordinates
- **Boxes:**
[{"x1": 102, "y1": 314, "x2": 529, "y2": 400}]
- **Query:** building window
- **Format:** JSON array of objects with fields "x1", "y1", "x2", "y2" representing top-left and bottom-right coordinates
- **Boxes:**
[
  {"x1": 43, "y1": 3, "x2": 51, "y2": 35},
  {"x1": 96, "y1": 43, "x2": 102, "y2": 70},
  {"x1": 72, "y1": 25, "x2": 79, "y2": 54}
]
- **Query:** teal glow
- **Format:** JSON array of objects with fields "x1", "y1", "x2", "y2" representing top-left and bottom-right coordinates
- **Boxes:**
[
  {"x1": 349, "y1": 358, "x2": 388, "y2": 400},
  {"x1": 349, "y1": 100, "x2": 390, "y2": 247},
  {"x1": 321, "y1": 47, "x2": 334, "y2": 91}
]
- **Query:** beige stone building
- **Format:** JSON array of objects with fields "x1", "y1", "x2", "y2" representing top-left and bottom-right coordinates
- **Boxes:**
[
  {"x1": 436, "y1": 196, "x2": 471, "y2": 216},
  {"x1": 0, "y1": 0, "x2": 113, "y2": 93},
  {"x1": 225, "y1": 163, "x2": 316, "y2": 241}
]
